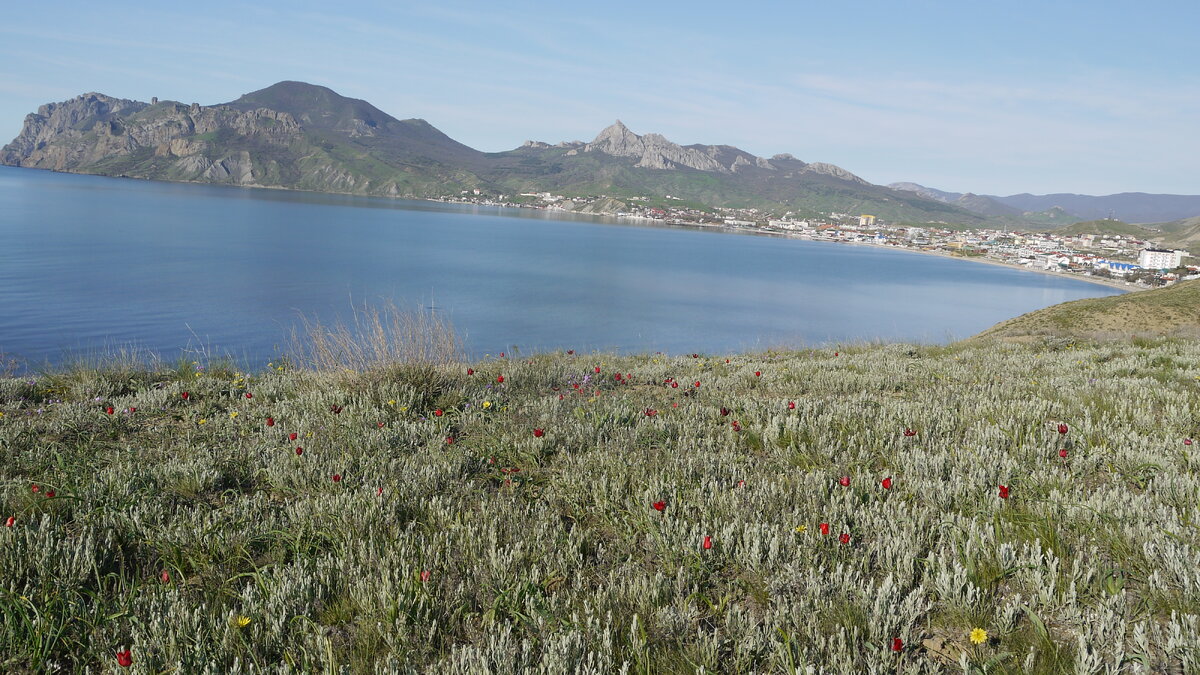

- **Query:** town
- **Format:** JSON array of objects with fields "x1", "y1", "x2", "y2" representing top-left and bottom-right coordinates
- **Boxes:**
[{"x1": 442, "y1": 190, "x2": 1197, "y2": 289}]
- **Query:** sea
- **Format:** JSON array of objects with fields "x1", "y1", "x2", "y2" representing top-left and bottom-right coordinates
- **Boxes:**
[{"x1": 0, "y1": 165, "x2": 1120, "y2": 369}]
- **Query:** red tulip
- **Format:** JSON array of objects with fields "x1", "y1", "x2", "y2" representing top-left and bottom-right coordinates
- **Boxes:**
[
  {"x1": 788, "y1": 401, "x2": 796, "y2": 410},
  {"x1": 720, "y1": 407, "x2": 730, "y2": 416},
  {"x1": 45, "y1": 490, "x2": 55, "y2": 498},
  {"x1": 839, "y1": 533, "x2": 851, "y2": 544},
  {"x1": 500, "y1": 352, "x2": 505, "y2": 357},
  {"x1": 839, "y1": 476, "x2": 850, "y2": 487},
  {"x1": 594, "y1": 367, "x2": 601, "y2": 373},
  {"x1": 755, "y1": 371, "x2": 761, "y2": 377},
  {"x1": 999, "y1": 485, "x2": 1010, "y2": 499},
  {"x1": 496, "y1": 375, "x2": 504, "y2": 383},
  {"x1": 106, "y1": 406, "x2": 114, "y2": 415},
  {"x1": 881, "y1": 477, "x2": 893, "y2": 490},
  {"x1": 692, "y1": 353, "x2": 699, "y2": 358},
  {"x1": 330, "y1": 404, "x2": 342, "y2": 414},
  {"x1": 1059, "y1": 449, "x2": 1068, "y2": 458},
  {"x1": 903, "y1": 428, "x2": 917, "y2": 437},
  {"x1": 434, "y1": 409, "x2": 444, "y2": 417},
  {"x1": 559, "y1": 394, "x2": 564, "y2": 400},
  {"x1": 671, "y1": 381, "x2": 679, "y2": 388},
  {"x1": 5, "y1": 516, "x2": 14, "y2": 527},
  {"x1": 161, "y1": 570, "x2": 170, "y2": 583},
  {"x1": 128, "y1": 407, "x2": 135, "y2": 413},
  {"x1": 289, "y1": 432, "x2": 298, "y2": 441},
  {"x1": 652, "y1": 500, "x2": 666, "y2": 511},
  {"x1": 181, "y1": 392, "x2": 189, "y2": 400},
  {"x1": 245, "y1": 392, "x2": 252, "y2": 399},
  {"x1": 737, "y1": 479, "x2": 745, "y2": 488},
  {"x1": 572, "y1": 383, "x2": 580, "y2": 390},
  {"x1": 31, "y1": 484, "x2": 39, "y2": 493},
  {"x1": 819, "y1": 522, "x2": 830, "y2": 535},
  {"x1": 731, "y1": 421, "x2": 741, "y2": 431},
  {"x1": 567, "y1": 350, "x2": 575, "y2": 355},
  {"x1": 420, "y1": 570, "x2": 431, "y2": 582},
  {"x1": 626, "y1": 373, "x2": 631, "y2": 380},
  {"x1": 644, "y1": 409, "x2": 657, "y2": 417},
  {"x1": 1186, "y1": 438, "x2": 1194, "y2": 446},
  {"x1": 467, "y1": 368, "x2": 474, "y2": 375},
  {"x1": 266, "y1": 417, "x2": 275, "y2": 426},
  {"x1": 295, "y1": 446, "x2": 303, "y2": 455},
  {"x1": 445, "y1": 436, "x2": 455, "y2": 445},
  {"x1": 892, "y1": 637, "x2": 903, "y2": 652},
  {"x1": 332, "y1": 474, "x2": 341, "y2": 482},
  {"x1": 116, "y1": 649, "x2": 132, "y2": 668},
  {"x1": 1058, "y1": 423, "x2": 1069, "y2": 435},
  {"x1": 614, "y1": 373, "x2": 622, "y2": 381},
  {"x1": 533, "y1": 428, "x2": 545, "y2": 438},
  {"x1": 834, "y1": 352, "x2": 839, "y2": 356},
  {"x1": 693, "y1": 381, "x2": 700, "y2": 388},
  {"x1": 702, "y1": 536, "x2": 712, "y2": 550}
]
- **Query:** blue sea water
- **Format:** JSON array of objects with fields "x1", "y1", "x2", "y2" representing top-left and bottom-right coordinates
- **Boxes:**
[{"x1": 0, "y1": 166, "x2": 1119, "y2": 368}]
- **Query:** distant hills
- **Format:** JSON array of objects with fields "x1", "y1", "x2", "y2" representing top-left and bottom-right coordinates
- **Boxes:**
[
  {"x1": 0, "y1": 81, "x2": 995, "y2": 225},
  {"x1": 889, "y1": 182, "x2": 1200, "y2": 225},
  {"x1": 4, "y1": 80, "x2": 1199, "y2": 229}
]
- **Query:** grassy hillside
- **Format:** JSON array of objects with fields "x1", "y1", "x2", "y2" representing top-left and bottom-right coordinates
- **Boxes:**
[
  {"x1": 1156, "y1": 216, "x2": 1200, "y2": 249},
  {"x1": 1049, "y1": 219, "x2": 1159, "y2": 239},
  {"x1": 975, "y1": 279, "x2": 1200, "y2": 339},
  {"x1": 3, "y1": 337, "x2": 1200, "y2": 671}
]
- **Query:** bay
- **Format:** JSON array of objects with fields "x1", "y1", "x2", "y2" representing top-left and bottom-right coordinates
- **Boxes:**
[{"x1": 0, "y1": 166, "x2": 1119, "y2": 369}]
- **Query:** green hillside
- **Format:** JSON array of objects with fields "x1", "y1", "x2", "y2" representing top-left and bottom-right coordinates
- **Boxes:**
[
  {"x1": 974, "y1": 279, "x2": 1200, "y2": 340},
  {"x1": 1047, "y1": 219, "x2": 1160, "y2": 239}
]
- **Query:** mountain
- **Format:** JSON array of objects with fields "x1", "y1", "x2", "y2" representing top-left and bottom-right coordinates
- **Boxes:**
[
  {"x1": 974, "y1": 279, "x2": 1200, "y2": 340},
  {"x1": 890, "y1": 182, "x2": 1200, "y2": 224},
  {"x1": 0, "y1": 82, "x2": 993, "y2": 223}
]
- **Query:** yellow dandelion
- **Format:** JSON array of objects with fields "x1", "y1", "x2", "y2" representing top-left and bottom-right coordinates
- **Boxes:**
[
  {"x1": 794, "y1": 525, "x2": 807, "y2": 533},
  {"x1": 235, "y1": 615, "x2": 251, "y2": 628},
  {"x1": 230, "y1": 412, "x2": 239, "y2": 419},
  {"x1": 482, "y1": 401, "x2": 491, "y2": 409},
  {"x1": 969, "y1": 628, "x2": 988, "y2": 644},
  {"x1": 399, "y1": 406, "x2": 408, "y2": 412},
  {"x1": 198, "y1": 418, "x2": 207, "y2": 425},
  {"x1": 388, "y1": 399, "x2": 396, "y2": 406}
]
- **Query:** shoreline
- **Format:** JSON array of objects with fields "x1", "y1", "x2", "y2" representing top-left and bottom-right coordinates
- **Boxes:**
[{"x1": 6, "y1": 165, "x2": 1145, "y2": 295}]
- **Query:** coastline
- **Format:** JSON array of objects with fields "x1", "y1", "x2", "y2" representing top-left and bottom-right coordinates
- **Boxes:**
[{"x1": 2, "y1": 165, "x2": 1146, "y2": 294}]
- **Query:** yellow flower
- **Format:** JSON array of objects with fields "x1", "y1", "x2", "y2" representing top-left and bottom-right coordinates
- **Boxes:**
[
  {"x1": 794, "y1": 525, "x2": 807, "y2": 533},
  {"x1": 399, "y1": 406, "x2": 408, "y2": 412},
  {"x1": 230, "y1": 412, "x2": 239, "y2": 419},
  {"x1": 969, "y1": 628, "x2": 988, "y2": 644},
  {"x1": 235, "y1": 615, "x2": 251, "y2": 628},
  {"x1": 482, "y1": 401, "x2": 491, "y2": 409},
  {"x1": 388, "y1": 399, "x2": 396, "y2": 406}
]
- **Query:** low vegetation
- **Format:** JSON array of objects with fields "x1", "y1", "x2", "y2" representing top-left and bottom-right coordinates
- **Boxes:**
[
  {"x1": 975, "y1": 279, "x2": 1200, "y2": 341},
  {"x1": 3, "y1": 330, "x2": 1200, "y2": 672}
]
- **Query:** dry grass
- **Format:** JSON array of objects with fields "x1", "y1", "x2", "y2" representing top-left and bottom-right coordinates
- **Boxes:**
[{"x1": 288, "y1": 301, "x2": 462, "y2": 375}]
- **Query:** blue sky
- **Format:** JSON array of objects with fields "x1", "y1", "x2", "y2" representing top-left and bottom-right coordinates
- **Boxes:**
[{"x1": 2, "y1": 0, "x2": 1197, "y2": 195}]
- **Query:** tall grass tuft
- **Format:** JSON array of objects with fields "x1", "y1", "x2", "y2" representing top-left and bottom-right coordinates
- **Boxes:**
[{"x1": 289, "y1": 302, "x2": 462, "y2": 390}]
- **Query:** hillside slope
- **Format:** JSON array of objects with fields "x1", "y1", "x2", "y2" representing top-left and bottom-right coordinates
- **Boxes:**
[
  {"x1": 974, "y1": 279, "x2": 1200, "y2": 339},
  {"x1": 1, "y1": 82, "x2": 993, "y2": 223}
]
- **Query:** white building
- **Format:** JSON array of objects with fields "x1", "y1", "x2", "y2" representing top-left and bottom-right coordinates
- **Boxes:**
[{"x1": 1138, "y1": 248, "x2": 1184, "y2": 269}]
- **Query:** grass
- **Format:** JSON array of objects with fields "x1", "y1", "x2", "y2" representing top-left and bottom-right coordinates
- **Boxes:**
[
  {"x1": 2, "y1": 336, "x2": 1200, "y2": 671},
  {"x1": 974, "y1": 278, "x2": 1200, "y2": 341}
]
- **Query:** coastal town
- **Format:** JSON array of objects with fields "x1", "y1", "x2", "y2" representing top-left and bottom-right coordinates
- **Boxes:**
[{"x1": 445, "y1": 190, "x2": 1198, "y2": 289}]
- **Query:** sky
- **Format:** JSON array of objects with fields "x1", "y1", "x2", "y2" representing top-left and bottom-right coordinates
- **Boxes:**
[{"x1": 2, "y1": 0, "x2": 1197, "y2": 195}]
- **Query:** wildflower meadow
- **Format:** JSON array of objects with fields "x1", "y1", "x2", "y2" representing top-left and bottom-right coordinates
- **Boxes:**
[{"x1": 2, "y1": 337, "x2": 1199, "y2": 672}]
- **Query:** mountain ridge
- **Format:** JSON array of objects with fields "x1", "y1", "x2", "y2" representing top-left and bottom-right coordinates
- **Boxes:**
[{"x1": 0, "y1": 81, "x2": 1028, "y2": 223}]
